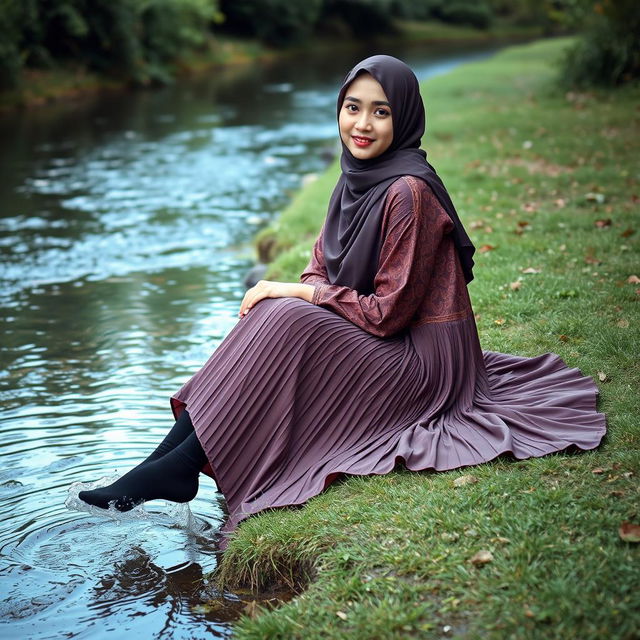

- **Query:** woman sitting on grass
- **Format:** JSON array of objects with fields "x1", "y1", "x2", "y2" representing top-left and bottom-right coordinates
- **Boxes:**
[{"x1": 78, "y1": 55, "x2": 606, "y2": 548}]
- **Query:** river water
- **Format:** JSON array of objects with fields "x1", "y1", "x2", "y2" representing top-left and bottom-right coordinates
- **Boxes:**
[{"x1": 0, "y1": 42, "x2": 497, "y2": 638}]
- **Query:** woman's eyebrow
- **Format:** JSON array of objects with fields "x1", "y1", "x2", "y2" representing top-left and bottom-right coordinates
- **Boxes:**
[{"x1": 344, "y1": 95, "x2": 391, "y2": 107}]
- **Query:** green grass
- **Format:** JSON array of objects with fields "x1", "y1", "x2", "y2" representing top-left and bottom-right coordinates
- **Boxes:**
[{"x1": 210, "y1": 37, "x2": 640, "y2": 639}]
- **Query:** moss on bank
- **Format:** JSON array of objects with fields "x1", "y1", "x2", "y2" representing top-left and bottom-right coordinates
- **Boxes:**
[{"x1": 211, "y1": 37, "x2": 640, "y2": 639}]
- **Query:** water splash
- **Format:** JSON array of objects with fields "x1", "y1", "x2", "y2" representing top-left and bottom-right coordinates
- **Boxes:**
[{"x1": 65, "y1": 477, "x2": 215, "y2": 538}]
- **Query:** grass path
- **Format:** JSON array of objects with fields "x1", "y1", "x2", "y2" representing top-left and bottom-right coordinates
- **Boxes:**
[{"x1": 213, "y1": 37, "x2": 639, "y2": 639}]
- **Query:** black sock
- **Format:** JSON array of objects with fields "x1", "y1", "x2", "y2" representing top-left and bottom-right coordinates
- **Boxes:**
[
  {"x1": 140, "y1": 410, "x2": 195, "y2": 466},
  {"x1": 79, "y1": 431, "x2": 208, "y2": 511}
]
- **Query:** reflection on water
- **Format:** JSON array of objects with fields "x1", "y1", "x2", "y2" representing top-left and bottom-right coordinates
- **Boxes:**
[{"x1": 0, "y1": 42, "x2": 498, "y2": 638}]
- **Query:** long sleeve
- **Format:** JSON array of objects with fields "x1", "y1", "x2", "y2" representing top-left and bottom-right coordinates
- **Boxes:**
[
  {"x1": 299, "y1": 221, "x2": 330, "y2": 286},
  {"x1": 300, "y1": 176, "x2": 454, "y2": 338}
]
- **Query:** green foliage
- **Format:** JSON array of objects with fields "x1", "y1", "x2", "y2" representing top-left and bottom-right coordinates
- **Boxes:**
[
  {"x1": 436, "y1": 0, "x2": 493, "y2": 29},
  {"x1": 321, "y1": 0, "x2": 398, "y2": 38},
  {"x1": 0, "y1": 0, "x2": 222, "y2": 89},
  {"x1": 220, "y1": 0, "x2": 324, "y2": 44},
  {"x1": 561, "y1": 0, "x2": 640, "y2": 87}
]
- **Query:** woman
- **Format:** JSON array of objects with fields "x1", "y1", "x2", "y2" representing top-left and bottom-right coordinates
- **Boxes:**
[{"x1": 79, "y1": 55, "x2": 606, "y2": 549}]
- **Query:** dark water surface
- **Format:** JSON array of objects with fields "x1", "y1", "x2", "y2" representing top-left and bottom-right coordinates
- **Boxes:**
[{"x1": 0, "y1": 43, "x2": 498, "y2": 638}]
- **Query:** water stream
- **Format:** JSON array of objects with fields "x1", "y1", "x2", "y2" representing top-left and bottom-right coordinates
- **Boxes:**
[{"x1": 0, "y1": 42, "x2": 498, "y2": 638}]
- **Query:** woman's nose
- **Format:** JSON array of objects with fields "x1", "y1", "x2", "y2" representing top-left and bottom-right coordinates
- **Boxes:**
[{"x1": 355, "y1": 111, "x2": 372, "y2": 130}]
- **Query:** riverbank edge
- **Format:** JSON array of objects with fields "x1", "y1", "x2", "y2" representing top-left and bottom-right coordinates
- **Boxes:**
[
  {"x1": 0, "y1": 20, "x2": 544, "y2": 112},
  {"x1": 210, "y1": 36, "x2": 640, "y2": 639}
]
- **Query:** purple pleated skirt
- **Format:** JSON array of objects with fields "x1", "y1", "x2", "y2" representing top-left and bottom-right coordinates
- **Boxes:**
[{"x1": 170, "y1": 297, "x2": 606, "y2": 549}]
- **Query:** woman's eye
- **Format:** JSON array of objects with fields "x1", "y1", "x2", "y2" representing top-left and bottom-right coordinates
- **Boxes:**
[
  {"x1": 345, "y1": 104, "x2": 358, "y2": 112},
  {"x1": 376, "y1": 108, "x2": 390, "y2": 117}
]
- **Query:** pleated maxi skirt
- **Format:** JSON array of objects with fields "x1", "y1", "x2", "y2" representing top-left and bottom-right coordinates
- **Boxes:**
[{"x1": 170, "y1": 297, "x2": 606, "y2": 549}]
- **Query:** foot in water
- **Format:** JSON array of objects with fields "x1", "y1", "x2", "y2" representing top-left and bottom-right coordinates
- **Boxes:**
[{"x1": 79, "y1": 431, "x2": 207, "y2": 511}]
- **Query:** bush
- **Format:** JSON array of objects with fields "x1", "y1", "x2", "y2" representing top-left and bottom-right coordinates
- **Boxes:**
[
  {"x1": 435, "y1": 1, "x2": 493, "y2": 29},
  {"x1": 0, "y1": 0, "x2": 222, "y2": 89},
  {"x1": 219, "y1": 0, "x2": 324, "y2": 44},
  {"x1": 321, "y1": 0, "x2": 397, "y2": 37},
  {"x1": 561, "y1": 0, "x2": 640, "y2": 87}
]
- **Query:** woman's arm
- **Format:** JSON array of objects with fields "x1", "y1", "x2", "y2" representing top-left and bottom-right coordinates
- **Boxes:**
[
  {"x1": 309, "y1": 177, "x2": 454, "y2": 338},
  {"x1": 299, "y1": 221, "x2": 330, "y2": 286}
]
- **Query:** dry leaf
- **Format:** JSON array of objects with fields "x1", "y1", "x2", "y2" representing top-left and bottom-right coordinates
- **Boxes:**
[
  {"x1": 620, "y1": 228, "x2": 635, "y2": 238},
  {"x1": 627, "y1": 275, "x2": 640, "y2": 284},
  {"x1": 470, "y1": 220, "x2": 485, "y2": 229},
  {"x1": 555, "y1": 198, "x2": 566, "y2": 208},
  {"x1": 591, "y1": 467, "x2": 607, "y2": 474},
  {"x1": 484, "y1": 225, "x2": 494, "y2": 233},
  {"x1": 619, "y1": 522, "x2": 640, "y2": 543},
  {"x1": 336, "y1": 611, "x2": 348, "y2": 620},
  {"x1": 616, "y1": 319, "x2": 629, "y2": 328},
  {"x1": 453, "y1": 474, "x2": 479, "y2": 487},
  {"x1": 495, "y1": 318, "x2": 506, "y2": 326},
  {"x1": 558, "y1": 334, "x2": 569, "y2": 342},
  {"x1": 521, "y1": 267, "x2": 542, "y2": 274},
  {"x1": 585, "y1": 192, "x2": 606, "y2": 204},
  {"x1": 517, "y1": 220, "x2": 531, "y2": 227},
  {"x1": 470, "y1": 550, "x2": 493, "y2": 565},
  {"x1": 584, "y1": 254, "x2": 601, "y2": 265},
  {"x1": 594, "y1": 218, "x2": 612, "y2": 228},
  {"x1": 478, "y1": 244, "x2": 496, "y2": 254},
  {"x1": 491, "y1": 536, "x2": 511, "y2": 544},
  {"x1": 597, "y1": 372, "x2": 607, "y2": 382},
  {"x1": 524, "y1": 606, "x2": 535, "y2": 618},
  {"x1": 509, "y1": 281, "x2": 522, "y2": 291}
]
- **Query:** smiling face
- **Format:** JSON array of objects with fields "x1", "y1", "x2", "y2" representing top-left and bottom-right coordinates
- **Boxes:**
[{"x1": 338, "y1": 72, "x2": 393, "y2": 161}]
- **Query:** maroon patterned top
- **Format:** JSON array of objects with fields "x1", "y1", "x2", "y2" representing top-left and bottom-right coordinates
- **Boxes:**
[{"x1": 299, "y1": 176, "x2": 472, "y2": 337}]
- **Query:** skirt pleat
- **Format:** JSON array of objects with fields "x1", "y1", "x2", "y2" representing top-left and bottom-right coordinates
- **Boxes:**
[{"x1": 170, "y1": 296, "x2": 606, "y2": 548}]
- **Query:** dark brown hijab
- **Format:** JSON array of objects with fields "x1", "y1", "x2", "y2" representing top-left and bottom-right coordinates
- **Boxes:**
[{"x1": 322, "y1": 54, "x2": 475, "y2": 294}]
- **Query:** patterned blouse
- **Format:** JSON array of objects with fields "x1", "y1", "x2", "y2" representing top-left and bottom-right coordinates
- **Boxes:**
[{"x1": 299, "y1": 176, "x2": 473, "y2": 337}]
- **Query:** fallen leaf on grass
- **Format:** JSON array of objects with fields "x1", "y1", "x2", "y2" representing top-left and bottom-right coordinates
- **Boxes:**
[
  {"x1": 627, "y1": 275, "x2": 640, "y2": 284},
  {"x1": 558, "y1": 334, "x2": 569, "y2": 342},
  {"x1": 336, "y1": 611, "x2": 348, "y2": 620},
  {"x1": 470, "y1": 219, "x2": 486, "y2": 229},
  {"x1": 584, "y1": 254, "x2": 602, "y2": 265},
  {"x1": 591, "y1": 467, "x2": 608, "y2": 474},
  {"x1": 619, "y1": 522, "x2": 640, "y2": 543},
  {"x1": 495, "y1": 318, "x2": 506, "y2": 326},
  {"x1": 585, "y1": 192, "x2": 606, "y2": 204},
  {"x1": 470, "y1": 550, "x2": 493, "y2": 565},
  {"x1": 453, "y1": 474, "x2": 479, "y2": 487},
  {"x1": 491, "y1": 536, "x2": 511, "y2": 544},
  {"x1": 509, "y1": 281, "x2": 522, "y2": 291},
  {"x1": 594, "y1": 218, "x2": 612, "y2": 228},
  {"x1": 609, "y1": 490, "x2": 625, "y2": 498},
  {"x1": 478, "y1": 244, "x2": 496, "y2": 254},
  {"x1": 620, "y1": 228, "x2": 635, "y2": 238},
  {"x1": 616, "y1": 319, "x2": 629, "y2": 328},
  {"x1": 597, "y1": 372, "x2": 607, "y2": 382},
  {"x1": 521, "y1": 267, "x2": 541, "y2": 274}
]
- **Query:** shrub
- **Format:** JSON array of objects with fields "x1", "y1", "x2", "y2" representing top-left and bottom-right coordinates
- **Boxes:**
[
  {"x1": 561, "y1": 0, "x2": 640, "y2": 87},
  {"x1": 219, "y1": 0, "x2": 324, "y2": 45}
]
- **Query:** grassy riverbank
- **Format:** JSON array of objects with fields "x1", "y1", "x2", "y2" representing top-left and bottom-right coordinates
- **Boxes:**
[
  {"x1": 0, "y1": 20, "x2": 541, "y2": 112},
  {"x1": 212, "y1": 37, "x2": 639, "y2": 639}
]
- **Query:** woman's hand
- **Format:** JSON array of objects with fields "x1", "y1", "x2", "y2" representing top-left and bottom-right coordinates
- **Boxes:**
[{"x1": 238, "y1": 281, "x2": 314, "y2": 318}]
